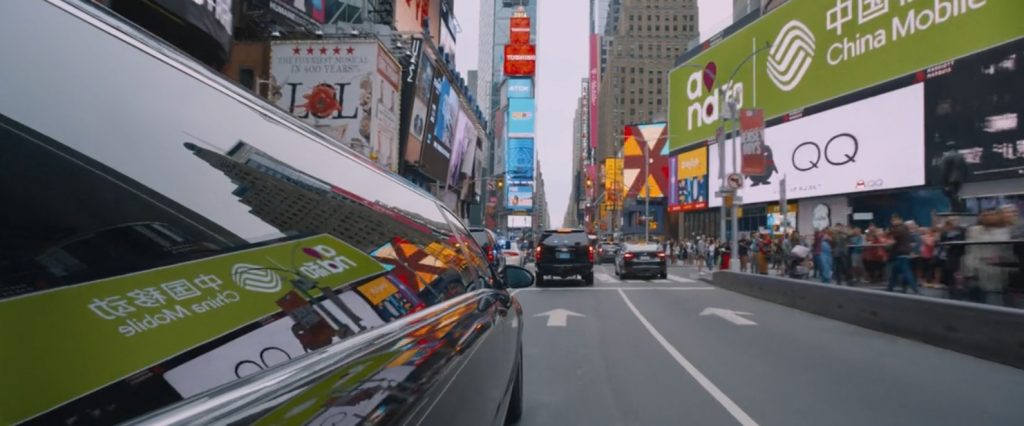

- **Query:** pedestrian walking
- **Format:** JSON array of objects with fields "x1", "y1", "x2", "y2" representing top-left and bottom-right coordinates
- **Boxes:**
[
  {"x1": 849, "y1": 227, "x2": 865, "y2": 284},
  {"x1": 887, "y1": 214, "x2": 919, "y2": 294},
  {"x1": 831, "y1": 224, "x2": 850, "y2": 285},
  {"x1": 738, "y1": 235, "x2": 750, "y2": 272},
  {"x1": 820, "y1": 231, "x2": 834, "y2": 283}
]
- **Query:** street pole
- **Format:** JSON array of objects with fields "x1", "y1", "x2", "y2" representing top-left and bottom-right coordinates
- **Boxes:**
[
  {"x1": 644, "y1": 139, "x2": 650, "y2": 243},
  {"x1": 729, "y1": 109, "x2": 740, "y2": 271}
]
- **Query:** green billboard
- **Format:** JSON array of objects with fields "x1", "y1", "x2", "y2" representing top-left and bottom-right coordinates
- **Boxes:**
[
  {"x1": 0, "y1": 234, "x2": 385, "y2": 425},
  {"x1": 668, "y1": 0, "x2": 1024, "y2": 151}
]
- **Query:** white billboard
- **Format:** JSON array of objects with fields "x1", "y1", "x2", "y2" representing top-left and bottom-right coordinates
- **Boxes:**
[
  {"x1": 270, "y1": 40, "x2": 402, "y2": 172},
  {"x1": 709, "y1": 84, "x2": 925, "y2": 207},
  {"x1": 507, "y1": 215, "x2": 533, "y2": 228}
]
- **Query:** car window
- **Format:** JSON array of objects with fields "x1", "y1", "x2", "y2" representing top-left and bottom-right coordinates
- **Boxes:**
[
  {"x1": 540, "y1": 232, "x2": 589, "y2": 246},
  {"x1": 0, "y1": 3, "x2": 481, "y2": 423},
  {"x1": 470, "y1": 230, "x2": 492, "y2": 248}
]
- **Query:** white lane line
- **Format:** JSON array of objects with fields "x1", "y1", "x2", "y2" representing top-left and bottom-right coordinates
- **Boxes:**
[
  {"x1": 669, "y1": 274, "x2": 697, "y2": 283},
  {"x1": 516, "y1": 287, "x2": 714, "y2": 291},
  {"x1": 617, "y1": 289, "x2": 759, "y2": 426}
]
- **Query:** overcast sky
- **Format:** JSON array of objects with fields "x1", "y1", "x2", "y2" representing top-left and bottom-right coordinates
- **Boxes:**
[{"x1": 455, "y1": 0, "x2": 732, "y2": 228}]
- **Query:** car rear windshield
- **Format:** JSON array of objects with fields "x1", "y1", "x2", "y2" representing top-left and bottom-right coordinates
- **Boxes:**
[
  {"x1": 540, "y1": 232, "x2": 589, "y2": 246},
  {"x1": 470, "y1": 230, "x2": 491, "y2": 247}
]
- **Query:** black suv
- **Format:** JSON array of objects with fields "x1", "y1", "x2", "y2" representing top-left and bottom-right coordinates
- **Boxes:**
[{"x1": 534, "y1": 229, "x2": 595, "y2": 286}]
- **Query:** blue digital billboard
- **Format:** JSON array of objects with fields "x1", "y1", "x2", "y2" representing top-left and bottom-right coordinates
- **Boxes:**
[
  {"x1": 507, "y1": 78, "x2": 533, "y2": 98},
  {"x1": 508, "y1": 98, "x2": 535, "y2": 138},
  {"x1": 506, "y1": 138, "x2": 534, "y2": 179}
]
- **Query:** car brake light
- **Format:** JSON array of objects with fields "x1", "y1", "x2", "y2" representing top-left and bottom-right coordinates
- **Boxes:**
[
  {"x1": 487, "y1": 250, "x2": 494, "y2": 263},
  {"x1": 623, "y1": 252, "x2": 635, "y2": 260},
  {"x1": 657, "y1": 252, "x2": 666, "y2": 258},
  {"x1": 588, "y1": 245, "x2": 595, "y2": 262},
  {"x1": 534, "y1": 246, "x2": 542, "y2": 262}
]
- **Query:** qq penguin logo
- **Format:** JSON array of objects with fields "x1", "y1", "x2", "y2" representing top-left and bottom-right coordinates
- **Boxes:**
[
  {"x1": 232, "y1": 264, "x2": 283, "y2": 293},
  {"x1": 767, "y1": 20, "x2": 816, "y2": 92}
]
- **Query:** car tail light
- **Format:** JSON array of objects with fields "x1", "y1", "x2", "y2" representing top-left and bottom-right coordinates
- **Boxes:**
[
  {"x1": 534, "y1": 246, "x2": 542, "y2": 262},
  {"x1": 486, "y1": 249, "x2": 494, "y2": 264},
  {"x1": 588, "y1": 245, "x2": 595, "y2": 262},
  {"x1": 623, "y1": 252, "x2": 635, "y2": 260},
  {"x1": 657, "y1": 252, "x2": 666, "y2": 259}
]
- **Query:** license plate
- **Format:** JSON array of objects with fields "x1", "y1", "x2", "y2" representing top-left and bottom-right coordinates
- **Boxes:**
[
  {"x1": 556, "y1": 252, "x2": 571, "y2": 259},
  {"x1": 640, "y1": 255, "x2": 650, "y2": 260}
]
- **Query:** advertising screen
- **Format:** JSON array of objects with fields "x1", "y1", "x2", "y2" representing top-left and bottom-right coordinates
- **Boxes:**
[
  {"x1": 271, "y1": 40, "x2": 402, "y2": 172},
  {"x1": 432, "y1": 77, "x2": 458, "y2": 158},
  {"x1": 623, "y1": 123, "x2": 669, "y2": 199},
  {"x1": 668, "y1": 0, "x2": 1024, "y2": 151},
  {"x1": 510, "y1": 17, "x2": 531, "y2": 44},
  {"x1": 402, "y1": 40, "x2": 432, "y2": 165},
  {"x1": 507, "y1": 138, "x2": 535, "y2": 179},
  {"x1": 507, "y1": 78, "x2": 534, "y2": 98},
  {"x1": 603, "y1": 158, "x2": 622, "y2": 209},
  {"x1": 669, "y1": 146, "x2": 709, "y2": 212},
  {"x1": 507, "y1": 215, "x2": 533, "y2": 228},
  {"x1": 447, "y1": 111, "x2": 474, "y2": 187},
  {"x1": 708, "y1": 83, "x2": 925, "y2": 207},
  {"x1": 507, "y1": 184, "x2": 534, "y2": 210},
  {"x1": 508, "y1": 98, "x2": 535, "y2": 138},
  {"x1": 924, "y1": 38, "x2": 1024, "y2": 183},
  {"x1": 504, "y1": 44, "x2": 537, "y2": 76}
]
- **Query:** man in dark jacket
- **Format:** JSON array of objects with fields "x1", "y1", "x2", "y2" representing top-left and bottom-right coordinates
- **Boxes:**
[{"x1": 887, "y1": 214, "x2": 919, "y2": 293}]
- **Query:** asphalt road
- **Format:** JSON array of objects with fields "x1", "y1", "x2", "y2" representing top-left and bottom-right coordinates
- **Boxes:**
[{"x1": 512, "y1": 263, "x2": 1024, "y2": 426}]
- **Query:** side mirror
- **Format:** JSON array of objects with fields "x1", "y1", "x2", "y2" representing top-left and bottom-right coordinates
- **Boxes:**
[{"x1": 501, "y1": 265, "x2": 534, "y2": 288}]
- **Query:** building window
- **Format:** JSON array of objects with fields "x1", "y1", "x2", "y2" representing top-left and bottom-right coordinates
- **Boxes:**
[{"x1": 239, "y1": 67, "x2": 256, "y2": 92}]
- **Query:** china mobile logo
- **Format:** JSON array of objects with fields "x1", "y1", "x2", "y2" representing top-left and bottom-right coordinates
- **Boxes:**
[
  {"x1": 231, "y1": 264, "x2": 283, "y2": 293},
  {"x1": 767, "y1": 20, "x2": 816, "y2": 92}
]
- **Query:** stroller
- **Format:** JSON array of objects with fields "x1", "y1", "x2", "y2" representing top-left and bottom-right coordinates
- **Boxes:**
[{"x1": 787, "y1": 244, "x2": 812, "y2": 279}]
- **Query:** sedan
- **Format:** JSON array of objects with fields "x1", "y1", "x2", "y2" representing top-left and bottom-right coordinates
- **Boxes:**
[{"x1": 614, "y1": 243, "x2": 668, "y2": 279}]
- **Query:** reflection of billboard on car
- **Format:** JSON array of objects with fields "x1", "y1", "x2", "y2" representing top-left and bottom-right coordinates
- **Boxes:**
[{"x1": 708, "y1": 84, "x2": 926, "y2": 207}]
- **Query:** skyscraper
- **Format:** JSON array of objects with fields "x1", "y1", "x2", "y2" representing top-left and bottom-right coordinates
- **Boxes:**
[
  {"x1": 476, "y1": 0, "x2": 538, "y2": 123},
  {"x1": 596, "y1": 0, "x2": 698, "y2": 163}
]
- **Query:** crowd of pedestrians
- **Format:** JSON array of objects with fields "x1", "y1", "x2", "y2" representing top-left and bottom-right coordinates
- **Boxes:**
[{"x1": 656, "y1": 205, "x2": 1021, "y2": 306}]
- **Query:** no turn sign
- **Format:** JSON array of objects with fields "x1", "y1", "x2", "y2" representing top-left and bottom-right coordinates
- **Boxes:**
[{"x1": 727, "y1": 173, "x2": 744, "y2": 190}]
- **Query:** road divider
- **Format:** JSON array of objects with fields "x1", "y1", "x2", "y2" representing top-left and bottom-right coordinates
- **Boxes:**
[{"x1": 711, "y1": 271, "x2": 1024, "y2": 370}]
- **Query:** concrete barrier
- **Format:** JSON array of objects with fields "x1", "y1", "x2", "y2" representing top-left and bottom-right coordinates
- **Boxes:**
[{"x1": 711, "y1": 271, "x2": 1024, "y2": 370}]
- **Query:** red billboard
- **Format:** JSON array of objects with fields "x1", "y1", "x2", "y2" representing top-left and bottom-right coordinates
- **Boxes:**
[
  {"x1": 504, "y1": 44, "x2": 536, "y2": 77},
  {"x1": 739, "y1": 108, "x2": 766, "y2": 176},
  {"x1": 510, "y1": 17, "x2": 531, "y2": 44}
]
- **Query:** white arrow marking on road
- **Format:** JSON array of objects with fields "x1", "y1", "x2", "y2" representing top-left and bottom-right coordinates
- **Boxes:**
[
  {"x1": 534, "y1": 308, "x2": 585, "y2": 327},
  {"x1": 700, "y1": 308, "x2": 757, "y2": 326}
]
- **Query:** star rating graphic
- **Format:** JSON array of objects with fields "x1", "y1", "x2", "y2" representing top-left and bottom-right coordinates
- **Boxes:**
[{"x1": 290, "y1": 45, "x2": 356, "y2": 56}]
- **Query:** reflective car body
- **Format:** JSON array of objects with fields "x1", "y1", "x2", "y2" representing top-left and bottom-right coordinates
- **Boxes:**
[
  {"x1": 470, "y1": 227, "x2": 504, "y2": 271},
  {"x1": 0, "y1": 2, "x2": 530, "y2": 425},
  {"x1": 615, "y1": 243, "x2": 668, "y2": 279}
]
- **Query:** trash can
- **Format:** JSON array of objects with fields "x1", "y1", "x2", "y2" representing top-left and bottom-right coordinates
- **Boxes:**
[{"x1": 720, "y1": 251, "x2": 731, "y2": 270}]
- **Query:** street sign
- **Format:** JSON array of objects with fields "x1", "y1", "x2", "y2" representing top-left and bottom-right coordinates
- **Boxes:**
[{"x1": 726, "y1": 173, "x2": 744, "y2": 190}]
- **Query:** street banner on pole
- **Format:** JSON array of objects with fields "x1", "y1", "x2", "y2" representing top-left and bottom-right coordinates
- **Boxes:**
[{"x1": 740, "y1": 108, "x2": 765, "y2": 176}]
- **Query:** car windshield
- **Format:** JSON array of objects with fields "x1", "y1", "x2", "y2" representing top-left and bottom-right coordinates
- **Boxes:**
[{"x1": 540, "y1": 232, "x2": 588, "y2": 246}]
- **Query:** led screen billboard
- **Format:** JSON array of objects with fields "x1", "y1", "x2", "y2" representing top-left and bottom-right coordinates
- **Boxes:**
[
  {"x1": 507, "y1": 184, "x2": 534, "y2": 210},
  {"x1": 508, "y1": 98, "x2": 535, "y2": 138},
  {"x1": 447, "y1": 111, "x2": 475, "y2": 187},
  {"x1": 507, "y1": 138, "x2": 535, "y2": 179},
  {"x1": 507, "y1": 215, "x2": 533, "y2": 228},
  {"x1": 623, "y1": 123, "x2": 669, "y2": 199},
  {"x1": 669, "y1": 146, "x2": 709, "y2": 212},
  {"x1": 668, "y1": 0, "x2": 1024, "y2": 151},
  {"x1": 507, "y1": 78, "x2": 534, "y2": 98},
  {"x1": 924, "y1": 38, "x2": 1024, "y2": 183},
  {"x1": 708, "y1": 83, "x2": 925, "y2": 207},
  {"x1": 504, "y1": 44, "x2": 536, "y2": 77}
]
